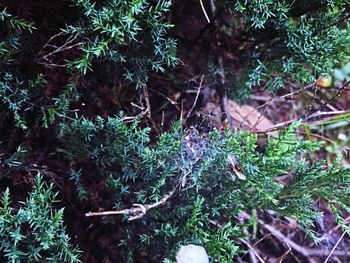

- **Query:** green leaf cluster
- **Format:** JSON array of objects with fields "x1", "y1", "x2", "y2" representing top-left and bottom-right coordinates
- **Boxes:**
[
  {"x1": 58, "y1": 115, "x2": 350, "y2": 261},
  {"x1": 0, "y1": 8, "x2": 37, "y2": 129},
  {"x1": 65, "y1": 0, "x2": 179, "y2": 86},
  {"x1": 0, "y1": 175, "x2": 81, "y2": 262},
  {"x1": 0, "y1": 8, "x2": 35, "y2": 62},
  {"x1": 215, "y1": 0, "x2": 350, "y2": 99},
  {"x1": 1, "y1": 1, "x2": 350, "y2": 262},
  {"x1": 0, "y1": 1, "x2": 178, "y2": 131}
]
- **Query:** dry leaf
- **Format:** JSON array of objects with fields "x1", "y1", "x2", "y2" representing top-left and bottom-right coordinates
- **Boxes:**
[{"x1": 223, "y1": 97, "x2": 276, "y2": 136}]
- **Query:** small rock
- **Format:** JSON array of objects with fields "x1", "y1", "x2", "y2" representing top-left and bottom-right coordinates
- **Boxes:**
[{"x1": 176, "y1": 244, "x2": 209, "y2": 263}]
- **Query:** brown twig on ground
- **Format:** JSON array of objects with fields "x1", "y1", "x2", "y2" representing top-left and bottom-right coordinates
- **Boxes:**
[
  {"x1": 318, "y1": 215, "x2": 350, "y2": 242},
  {"x1": 239, "y1": 82, "x2": 315, "y2": 128},
  {"x1": 278, "y1": 243, "x2": 292, "y2": 263},
  {"x1": 254, "y1": 110, "x2": 350, "y2": 134},
  {"x1": 304, "y1": 90, "x2": 339, "y2": 112},
  {"x1": 300, "y1": 81, "x2": 350, "y2": 119},
  {"x1": 242, "y1": 80, "x2": 350, "y2": 134},
  {"x1": 239, "y1": 238, "x2": 265, "y2": 263},
  {"x1": 142, "y1": 84, "x2": 160, "y2": 134},
  {"x1": 142, "y1": 84, "x2": 152, "y2": 119},
  {"x1": 323, "y1": 231, "x2": 347, "y2": 263},
  {"x1": 85, "y1": 188, "x2": 176, "y2": 221},
  {"x1": 301, "y1": 80, "x2": 350, "y2": 119},
  {"x1": 148, "y1": 88, "x2": 180, "y2": 106},
  {"x1": 240, "y1": 212, "x2": 350, "y2": 262},
  {"x1": 184, "y1": 75, "x2": 204, "y2": 123}
]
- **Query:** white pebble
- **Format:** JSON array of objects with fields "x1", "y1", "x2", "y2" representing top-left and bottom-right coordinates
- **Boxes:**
[{"x1": 176, "y1": 244, "x2": 209, "y2": 263}]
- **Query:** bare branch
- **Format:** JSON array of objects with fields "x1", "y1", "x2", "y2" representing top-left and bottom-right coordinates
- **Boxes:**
[{"x1": 85, "y1": 188, "x2": 176, "y2": 221}]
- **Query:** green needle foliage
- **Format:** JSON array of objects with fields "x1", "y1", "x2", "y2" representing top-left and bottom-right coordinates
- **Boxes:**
[
  {"x1": 0, "y1": 8, "x2": 36, "y2": 129},
  {"x1": 1, "y1": 1, "x2": 350, "y2": 262},
  {"x1": 0, "y1": 7, "x2": 35, "y2": 62},
  {"x1": 0, "y1": 0, "x2": 178, "y2": 130},
  {"x1": 59, "y1": 116, "x2": 350, "y2": 262},
  {"x1": 65, "y1": 0, "x2": 179, "y2": 86},
  {"x1": 2, "y1": 0, "x2": 349, "y2": 128},
  {"x1": 214, "y1": 0, "x2": 350, "y2": 99},
  {"x1": 0, "y1": 175, "x2": 81, "y2": 263}
]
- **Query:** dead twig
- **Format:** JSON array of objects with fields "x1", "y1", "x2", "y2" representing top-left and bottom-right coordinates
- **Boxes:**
[
  {"x1": 304, "y1": 90, "x2": 338, "y2": 112},
  {"x1": 85, "y1": 188, "x2": 176, "y2": 221},
  {"x1": 148, "y1": 88, "x2": 179, "y2": 106},
  {"x1": 312, "y1": 80, "x2": 350, "y2": 114},
  {"x1": 240, "y1": 212, "x2": 350, "y2": 260},
  {"x1": 239, "y1": 82, "x2": 315, "y2": 128},
  {"x1": 239, "y1": 238, "x2": 266, "y2": 263},
  {"x1": 318, "y1": 215, "x2": 350, "y2": 242},
  {"x1": 254, "y1": 110, "x2": 350, "y2": 134},
  {"x1": 142, "y1": 84, "x2": 152, "y2": 119},
  {"x1": 278, "y1": 243, "x2": 292, "y2": 263},
  {"x1": 323, "y1": 231, "x2": 347, "y2": 263},
  {"x1": 36, "y1": 32, "x2": 82, "y2": 67},
  {"x1": 184, "y1": 75, "x2": 204, "y2": 123},
  {"x1": 142, "y1": 84, "x2": 160, "y2": 134},
  {"x1": 199, "y1": 0, "x2": 211, "y2": 23},
  {"x1": 240, "y1": 80, "x2": 350, "y2": 134}
]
